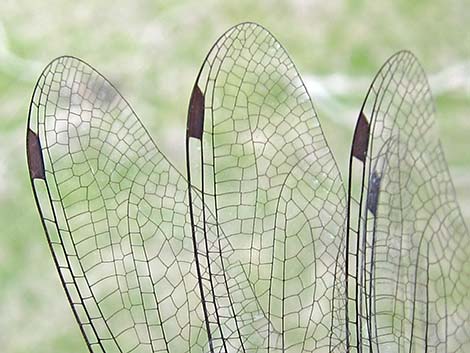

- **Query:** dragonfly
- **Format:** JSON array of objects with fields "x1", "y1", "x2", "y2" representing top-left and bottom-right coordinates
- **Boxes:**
[{"x1": 26, "y1": 22, "x2": 470, "y2": 353}]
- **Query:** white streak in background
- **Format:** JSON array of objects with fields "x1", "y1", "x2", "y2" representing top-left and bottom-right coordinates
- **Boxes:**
[
  {"x1": 428, "y1": 62, "x2": 470, "y2": 95},
  {"x1": 1, "y1": 15, "x2": 468, "y2": 112},
  {"x1": 0, "y1": 145, "x2": 7, "y2": 197},
  {"x1": 304, "y1": 62, "x2": 470, "y2": 126},
  {"x1": 303, "y1": 74, "x2": 369, "y2": 126}
]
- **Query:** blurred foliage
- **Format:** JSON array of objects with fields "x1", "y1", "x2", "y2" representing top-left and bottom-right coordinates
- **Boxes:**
[{"x1": 0, "y1": 1, "x2": 468, "y2": 352}]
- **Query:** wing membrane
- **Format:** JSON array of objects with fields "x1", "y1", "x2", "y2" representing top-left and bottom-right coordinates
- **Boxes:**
[
  {"x1": 186, "y1": 22, "x2": 347, "y2": 353},
  {"x1": 26, "y1": 57, "x2": 208, "y2": 353},
  {"x1": 28, "y1": 27, "x2": 468, "y2": 353},
  {"x1": 348, "y1": 51, "x2": 470, "y2": 352}
]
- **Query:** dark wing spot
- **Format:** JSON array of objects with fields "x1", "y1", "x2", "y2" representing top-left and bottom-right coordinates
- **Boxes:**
[
  {"x1": 352, "y1": 112, "x2": 370, "y2": 162},
  {"x1": 187, "y1": 85, "x2": 205, "y2": 139},
  {"x1": 367, "y1": 170, "x2": 381, "y2": 216},
  {"x1": 27, "y1": 129, "x2": 45, "y2": 180}
]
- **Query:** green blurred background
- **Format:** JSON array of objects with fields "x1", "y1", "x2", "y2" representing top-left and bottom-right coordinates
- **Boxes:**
[{"x1": 0, "y1": 1, "x2": 468, "y2": 352}]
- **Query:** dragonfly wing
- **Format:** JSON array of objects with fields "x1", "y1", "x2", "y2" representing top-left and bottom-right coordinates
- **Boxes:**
[
  {"x1": 186, "y1": 22, "x2": 347, "y2": 353},
  {"x1": 348, "y1": 51, "x2": 470, "y2": 352},
  {"x1": 26, "y1": 57, "x2": 208, "y2": 353}
]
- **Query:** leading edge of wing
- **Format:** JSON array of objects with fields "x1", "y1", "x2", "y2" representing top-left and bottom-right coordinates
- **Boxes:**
[
  {"x1": 26, "y1": 56, "x2": 208, "y2": 353},
  {"x1": 185, "y1": 22, "x2": 348, "y2": 352},
  {"x1": 348, "y1": 50, "x2": 470, "y2": 351}
]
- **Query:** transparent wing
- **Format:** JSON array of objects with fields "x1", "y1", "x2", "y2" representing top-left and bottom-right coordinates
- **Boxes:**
[
  {"x1": 26, "y1": 56, "x2": 209, "y2": 353},
  {"x1": 347, "y1": 51, "x2": 470, "y2": 352},
  {"x1": 185, "y1": 22, "x2": 347, "y2": 353}
]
